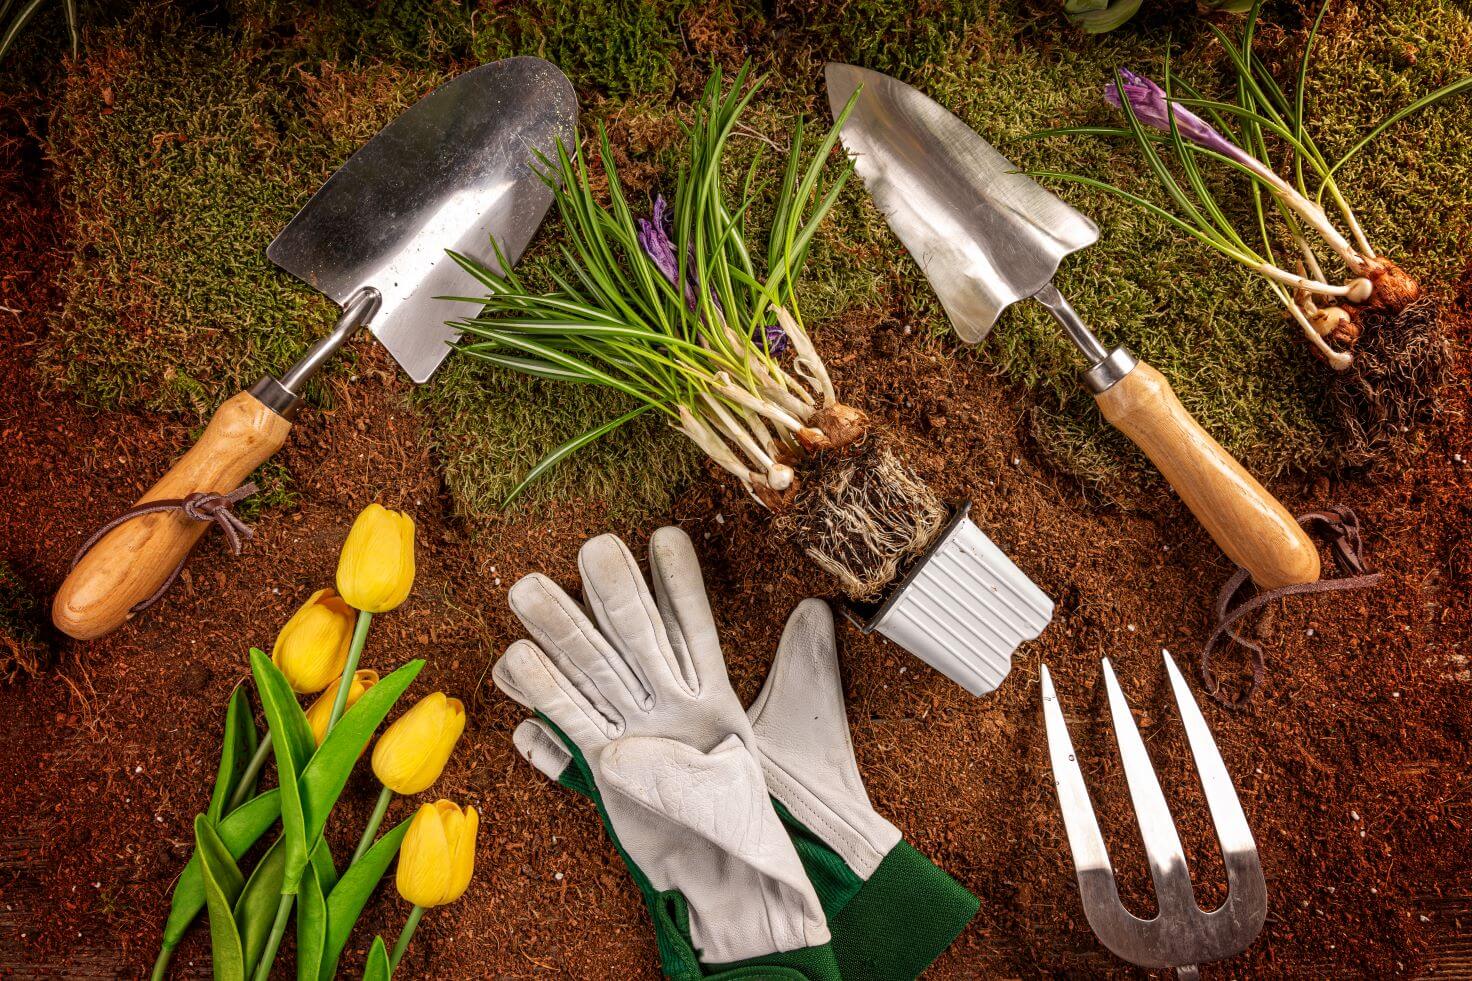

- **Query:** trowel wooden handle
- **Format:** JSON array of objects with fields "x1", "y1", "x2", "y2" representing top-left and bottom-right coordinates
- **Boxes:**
[
  {"x1": 52, "y1": 390, "x2": 292, "y2": 640},
  {"x1": 1095, "y1": 361, "x2": 1320, "y2": 589}
]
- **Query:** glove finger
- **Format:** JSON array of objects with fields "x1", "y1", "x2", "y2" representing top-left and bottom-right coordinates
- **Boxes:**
[
  {"x1": 747, "y1": 598, "x2": 901, "y2": 875},
  {"x1": 494, "y1": 639, "x2": 619, "y2": 753},
  {"x1": 512, "y1": 718, "x2": 576, "y2": 785},
  {"x1": 509, "y1": 572, "x2": 653, "y2": 715},
  {"x1": 577, "y1": 533, "x2": 682, "y2": 699},
  {"x1": 647, "y1": 526, "x2": 723, "y2": 691},
  {"x1": 747, "y1": 598, "x2": 840, "y2": 732}
]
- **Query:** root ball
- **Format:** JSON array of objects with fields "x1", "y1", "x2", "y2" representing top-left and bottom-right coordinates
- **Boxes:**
[
  {"x1": 1329, "y1": 295, "x2": 1449, "y2": 469},
  {"x1": 775, "y1": 441, "x2": 947, "y2": 602}
]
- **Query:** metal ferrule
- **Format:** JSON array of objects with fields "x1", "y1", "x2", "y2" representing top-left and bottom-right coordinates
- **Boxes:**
[
  {"x1": 250, "y1": 287, "x2": 382, "y2": 420},
  {"x1": 1083, "y1": 347, "x2": 1139, "y2": 394}
]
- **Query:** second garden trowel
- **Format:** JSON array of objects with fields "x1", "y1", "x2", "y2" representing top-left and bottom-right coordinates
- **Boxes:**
[
  {"x1": 826, "y1": 63, "x2": 1320, "y2": 593},
  {"x1": 54, "y1": 56, "x2": 577, "y2": 640}
]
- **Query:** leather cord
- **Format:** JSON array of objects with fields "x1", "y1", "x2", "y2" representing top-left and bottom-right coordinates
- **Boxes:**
[
  {"x1": 1200, "y1": 506, "x2": 1383, "y2": 708},
  {"x1": 69, "y1": 483, "x2": 259, "y2": 614}
]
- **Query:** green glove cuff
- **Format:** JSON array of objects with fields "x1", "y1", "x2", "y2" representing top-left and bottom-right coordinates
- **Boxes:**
[{"x1": 827, "y1": 840, "x2": 979, "y2": 980}]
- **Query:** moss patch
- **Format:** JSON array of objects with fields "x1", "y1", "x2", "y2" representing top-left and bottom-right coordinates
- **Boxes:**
[{"x1": 32, "y1": 0, "x2": 1472, "y2": 524}]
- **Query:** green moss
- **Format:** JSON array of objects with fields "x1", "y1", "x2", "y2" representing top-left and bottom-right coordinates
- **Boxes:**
[{"x1": 35, "y1": 0, "x2": 1472, "y2": 526}]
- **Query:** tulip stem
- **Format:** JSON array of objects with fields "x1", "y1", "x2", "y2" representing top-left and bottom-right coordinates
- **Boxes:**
[
  {"x1": 389, "y1": 905, "x2": 427, "y2": 972},
  {"x1": 225, "y1": 734, "x2": 274, "y2": 814},
  {"x1": 351, "y1": 785, "x2": 394, "y2": 866},
  {"x1": 252, "y1": 894, "x2": 295, "y2": 981},
  {"x1": 327, "y1": 610, "x2": 374, "y2": 733},
  {"x1": 150, "y1": 945, "x2": 173, "y2": 981}
]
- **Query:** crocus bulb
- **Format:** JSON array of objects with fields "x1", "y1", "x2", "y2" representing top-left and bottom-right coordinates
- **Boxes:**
[
  {"x1": 372, "y1": 692, "x2": 467, "y2": 794},
  {"x1": 1345, "y1": 278, "x2": 1373, "y2": 304},
  {"x1": 397, "y1": 800, "x2": 478, "y2": 908},
  {"x1": 336, "y1": 503, "x2": 416, "y2": 613},
  {"x1": 272, "y1": 588, "x2": 355, "y2": 694},
  {"x1": 305, "y1": 669, "x2": 379, "y2": 745}
]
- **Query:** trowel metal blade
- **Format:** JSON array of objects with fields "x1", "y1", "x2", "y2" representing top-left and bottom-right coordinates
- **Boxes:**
[
  {"x1": 825, "y1": 63, "x2": 1098, "y2": 344},
  {"x1": 268, "y1": 56, "x2": 577, "y2": 383}
]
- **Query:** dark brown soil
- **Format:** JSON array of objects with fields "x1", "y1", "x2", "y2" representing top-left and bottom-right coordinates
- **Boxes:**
[{"x1": 3, "y1": 89, "x2": 1471, "y2": 981}]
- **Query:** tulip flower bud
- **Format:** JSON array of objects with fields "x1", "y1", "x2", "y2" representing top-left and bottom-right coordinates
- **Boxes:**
[
  {"x1": 272, "y1": 588, "x2": 355, "y2": 694},
  {"x1": 305, "y1": 669, "x2": 379, "y2": 745},
  {"x1": 336, "y1": 504, "x2": 416, "y2": 613},
  {"x1": 397, "y1": 800, "x2": 478, "y2": 908},
  {"x1": 372, "y1": 692, "x2": 467, "y2": 795}
]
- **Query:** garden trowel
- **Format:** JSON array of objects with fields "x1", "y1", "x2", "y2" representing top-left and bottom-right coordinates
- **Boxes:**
[
  {"x1": 54, "y1": 56, "x2": 577, "y2": 640},
  {"x1": 826, "y1": 63, "x2": 1320, "y2": 592}
]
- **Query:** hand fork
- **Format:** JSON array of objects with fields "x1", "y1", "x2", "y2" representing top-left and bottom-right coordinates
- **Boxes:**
[{"x1": 1040, "y1": 651, "x2": 1267, "y2": 979}]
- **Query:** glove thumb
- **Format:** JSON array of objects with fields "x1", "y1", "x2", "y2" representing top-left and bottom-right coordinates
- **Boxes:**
[{"x1": 512, "y1": 717, "x2": 576, "y2": 785}]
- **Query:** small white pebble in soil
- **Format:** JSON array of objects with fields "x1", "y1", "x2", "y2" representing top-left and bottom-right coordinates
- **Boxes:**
[
  {"x1": 1127, "y1": 624, "x2": 1135, "y2": 633},
  {"x1": 715, "y1": 513, "x2": 725, "y2": 525},
  {"x1": 1352, "y1": 810, "x2": 1360, "y2": 821},
  {"x1": 134, "y1": 765, "x2": 142, "y2": 774},
  {"x1": 554, "y1": 872, "x2": 564, "y2": 881},
  {"x1": 1306, "y1": 628, "x2": 1315, "y2": 636},
  {"x1": 1420, "y1": 915, "x2": 1431, "y2": 923},
  {"x1": 1393, "y1": 691, "x2": 1401, "y2": 698}
]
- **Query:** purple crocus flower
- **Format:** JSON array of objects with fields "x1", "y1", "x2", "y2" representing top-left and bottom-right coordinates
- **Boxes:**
[
  {"x1": 636, "y1": 195, "x2": 787, "y2": 353},
  {"x1": 760, "y1": 321, "x2": 789, "y2": 354},
  {"x1": 1105, "y1": 68, "x2": 1249, "y2": 164},
  {"x1": 636, "y1": 195, "x2": 682, "y2": 291}
]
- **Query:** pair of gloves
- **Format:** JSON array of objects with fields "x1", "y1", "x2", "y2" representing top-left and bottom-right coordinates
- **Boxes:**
[{"x1": 494, "y1": 527, "x2": 979, "y2": 979}]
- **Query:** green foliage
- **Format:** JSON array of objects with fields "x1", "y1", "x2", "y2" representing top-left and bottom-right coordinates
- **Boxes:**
[
  {"x1": 0, "y1": 0, "x2": 77, "y2": 64},
  {"x1": 194, "y1": 816, "x2": 248, "y2": 981},
  {"x1": 312, "y1": 818, "x2": 413, "y2": 980},
  {"x1": 363, "y1": 936, "x2": 393, "y2": 981},
  {"x1": 793, "y1": 0, "x2": 973, "y2": 78},
  {"x1": 207, "y1": 687, "x2": 260, "y2": 823},
  {"x1": 163, "y1": 792, "x2": 283, "y2": 952},
  {"x1": 1064, "y1": 0, "x2": 1144, "y2": 34}
]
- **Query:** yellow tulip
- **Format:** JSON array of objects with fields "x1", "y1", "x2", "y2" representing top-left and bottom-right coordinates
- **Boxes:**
[
  {"x1": 372, "y1": 692, "x2": 466, "y2": 794},
  {"x1": 305, "y1": 669, "x2": 379, "y2": 745},
  {"x1": 336, "y1": 504, "x2": 416, "y2": 613},
  {"x1": 397, "y1": 800, "x2": 478, "y2": 908},
  {"x1": 272, "y1": 588, "x2": 355, "y2": 693}
]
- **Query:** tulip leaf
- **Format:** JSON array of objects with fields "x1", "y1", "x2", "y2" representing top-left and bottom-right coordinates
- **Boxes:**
[
  {"x1": 363, "y1": 935, "x2": 393, "y2": 981},
  {"x1": 296, "y1": 863, "x2": 328, "y2": 981},
  {"x1": 194, "y1": 815, "x2": 247, "y2": 981},
  {"x1": 209, "y1": 684, "x2": 260, "y2": 823},
  {"x1": 251, "y1": 647, "x2": 314, "y2": 894},
  {"x1": 312, "y1": 833, "x2": 340, "y2": 895},
  {"x1": 235, "y1": 836, "x2": 286, "y2": 975},
  {"x1": 161, "y1": 789, "x2": 282, "y2": 952},
  {"x1": 317, "y1": 817, "x2": 412, "y2": 981},
  {"x1": 296, "y1": 658, "x2": 423, "y2": 858}
]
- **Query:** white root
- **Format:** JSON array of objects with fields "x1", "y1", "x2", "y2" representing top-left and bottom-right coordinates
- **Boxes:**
[
  {"x1": 774, "y1": 305, "x2": 836, "y2": 405},
  {"x1": 701, "y1": 392, "x2": 780, "y2": 479},
  {"x1": 1273, "y1": 284, "x2": 1352, "y2": 370},
  {"x1": 676, "y1": 406, "x2": 759, "y2": 491},
  {"x1": 1253, "y1": 262, "x2": 1356, "y2": 297},
  {"x1": 712, "y1": 372, "x2": 807, "y2": 433}
]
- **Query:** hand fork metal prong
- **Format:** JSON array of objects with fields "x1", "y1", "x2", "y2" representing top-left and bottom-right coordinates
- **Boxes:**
[{"x1": 1041, "y1": 655, "x2": 1268, "y2": 979}]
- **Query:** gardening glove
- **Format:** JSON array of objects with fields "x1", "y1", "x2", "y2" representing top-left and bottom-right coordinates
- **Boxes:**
[
  {"x1": 494, "y1": 527, "x2": 838, "y2": 979},
  {"x1": 515, "y1": 596, "x2": 981, "y2": 980}
]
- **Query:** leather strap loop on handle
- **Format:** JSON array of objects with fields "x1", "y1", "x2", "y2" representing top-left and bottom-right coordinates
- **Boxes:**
[
  {"x1": 1094, "y1": 361, "x2": 1321, "y2": 590},
  {"x1": 52, "y1": 391, "x2": 292, "y2": 640}
]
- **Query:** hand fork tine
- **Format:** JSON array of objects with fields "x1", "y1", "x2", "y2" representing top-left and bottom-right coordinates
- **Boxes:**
[{"x1": 1041, "y1": 651, "x2": 1267, "y2": 979}]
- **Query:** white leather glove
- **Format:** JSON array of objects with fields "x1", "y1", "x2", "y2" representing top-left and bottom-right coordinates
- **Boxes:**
[
  {"x1": 494, "y1": 528, "x2": 831, "y2": 968},
  {"x1": 514, "y1": 596, "x2": 980, "y2": 980}
]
